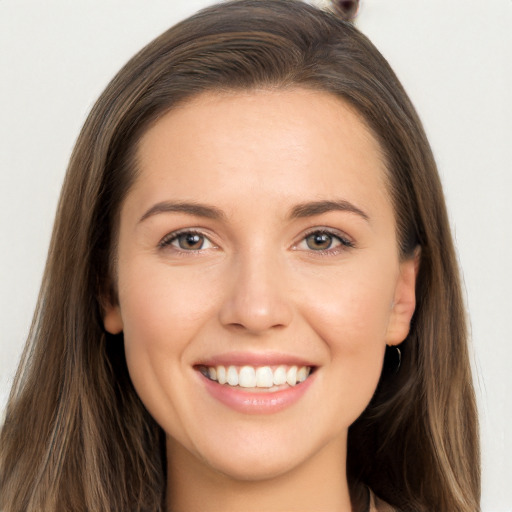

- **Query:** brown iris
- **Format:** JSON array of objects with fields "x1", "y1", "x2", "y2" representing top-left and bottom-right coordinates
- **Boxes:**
[
  {"x1": 305, "y1": 232, "x2": 336, "y2": 251},
  {"x1": 176, "y1": 232, "x2": 205, "y2": 250}
]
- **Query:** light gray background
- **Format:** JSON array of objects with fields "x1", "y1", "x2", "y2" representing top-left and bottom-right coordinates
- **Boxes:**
[{"x1": 1, "y1": 1, "x2": 511, "y2": 510}]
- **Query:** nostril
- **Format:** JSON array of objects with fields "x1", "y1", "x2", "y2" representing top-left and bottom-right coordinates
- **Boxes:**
[{"x1": 224, "y1": 320, "x2": 288, "y2": 334}]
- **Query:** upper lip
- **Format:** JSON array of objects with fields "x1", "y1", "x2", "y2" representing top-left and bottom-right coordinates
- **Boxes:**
[{"x1": 195, "y1": 351, "x2": 317, "y2": 368}]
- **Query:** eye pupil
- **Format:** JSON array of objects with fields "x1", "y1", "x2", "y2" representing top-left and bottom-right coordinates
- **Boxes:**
[
  {"x1": 179, "y1": 233, "x2": 204, "y2": 250},
  {"x1": 306, "y1": 232, "x2": 332, "y2": 250}
]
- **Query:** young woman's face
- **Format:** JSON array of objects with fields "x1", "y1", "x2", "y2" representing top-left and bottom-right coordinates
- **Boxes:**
[{"x1": 104, "y1": 89, "x2": 417, "y2": 481}]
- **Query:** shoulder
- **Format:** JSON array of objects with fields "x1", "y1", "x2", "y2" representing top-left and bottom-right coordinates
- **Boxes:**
[{"x1": 369, "y1": 488, "x2": 397, "y2": 512}]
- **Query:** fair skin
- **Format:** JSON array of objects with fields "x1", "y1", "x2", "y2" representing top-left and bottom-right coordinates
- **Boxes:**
[{"x1": 104, "y1": 88, "x2": 417, "y2": 512}]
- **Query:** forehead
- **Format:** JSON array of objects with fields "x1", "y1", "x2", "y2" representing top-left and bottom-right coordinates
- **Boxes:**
[{"x1": 128, "y1": 88, "x2": 391, "y2": 224}]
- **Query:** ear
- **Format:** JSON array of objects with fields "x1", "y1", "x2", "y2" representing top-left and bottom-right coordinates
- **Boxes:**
[
  {"x1": 385, "y1": 248, "x2": 420, "y2": 346},
  {"x1": 103, "y1": 302, "x2": 124, "y2": 335}
]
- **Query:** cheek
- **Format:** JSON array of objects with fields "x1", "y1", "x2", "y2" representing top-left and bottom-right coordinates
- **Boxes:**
[
  {"x1": 295, "y1": 260, "x2": 396, "y2": 419},
  {"x1": 118, "y1": 259, "x2": 223, "y2": 345},
  {"x1": 298, "y1": 263, "x2": 396, "y2": 351},
  {"x1": 116, "y1": 259, "x2": 223, "y2": 402}
]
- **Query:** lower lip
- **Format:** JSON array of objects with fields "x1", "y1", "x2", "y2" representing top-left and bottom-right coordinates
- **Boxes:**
[{"x1": 199, "y1": 372, "x2": 315, "y2": 414}]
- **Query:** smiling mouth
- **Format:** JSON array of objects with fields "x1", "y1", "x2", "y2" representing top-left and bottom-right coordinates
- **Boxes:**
[{"x1": 196, "y1": 364, "x2": 313, "y2": 391}]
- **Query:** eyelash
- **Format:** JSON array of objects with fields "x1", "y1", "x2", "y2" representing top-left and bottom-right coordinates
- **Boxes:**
[
  {"x1": 295, "y1": 228, "x2": 355, "y2": 255},
  {"x1": 158, "y1": 228, "x2": 354, "y2": 255},
  {"x1": 158, "y1": 229, "x2": 216, "y2": 253}
]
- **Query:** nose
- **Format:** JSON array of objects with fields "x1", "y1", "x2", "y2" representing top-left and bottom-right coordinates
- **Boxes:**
[{"x1": 218, "y1": 249, "x2": 293, "y2": 335}]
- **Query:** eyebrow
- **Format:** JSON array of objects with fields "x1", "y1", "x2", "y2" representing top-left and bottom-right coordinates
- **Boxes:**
[
  {"x1": 139, "y1": 201, "x2": 226, "y2": 223},
  {"x1": 138, "y1": 198, "x2": 369, "y2": 224},
  {"x1": 288, "y1": 200, "x2": 369, "y2": 221}
]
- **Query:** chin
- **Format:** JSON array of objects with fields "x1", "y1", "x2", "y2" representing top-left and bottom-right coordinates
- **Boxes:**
[
  {"x1": 184, "y1": 422, "x2": 339, "y2": 484},
  {"x1": 201, "y1": 449, "x2": 306, "y2": 483}
]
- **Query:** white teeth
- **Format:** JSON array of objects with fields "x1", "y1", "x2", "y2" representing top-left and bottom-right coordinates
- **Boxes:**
[
  {"x1": 239, "y1": 366, "x2": 256, "y2": 388},
  {"x1": 256, "y1": 366, "x2": 274, "y2": 388},
  {"x1": 217, "y1": 365, "x2": 227, "y2": 385},
  {"x1": 286, "y1": 366, "x2": 297, "y2": 386},
  {"x1": 273, "y1": 365, "x2": 287, "y2": 385},
  {"x1": 297, "y1": 366, "x2": 310, "y2": 383},
  {"x1": 203, "y1": 364, "x2": 312, "y2": 389},
  {"x1": 227, "y1": 366, "x2": 239, "y2": 386}
]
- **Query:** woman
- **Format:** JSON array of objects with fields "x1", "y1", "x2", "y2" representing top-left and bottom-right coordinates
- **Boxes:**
[{"x1": 0, "y1": 1, "x2": 480, "y2": 510}]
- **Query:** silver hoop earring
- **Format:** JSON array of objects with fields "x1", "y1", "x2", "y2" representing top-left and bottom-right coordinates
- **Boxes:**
[
  {"x1": 394, "y1": 346, "x2": 402, "y2": 374},
  {"x1": 386, "y1": 345, "x2": 402, "y2": 375}
]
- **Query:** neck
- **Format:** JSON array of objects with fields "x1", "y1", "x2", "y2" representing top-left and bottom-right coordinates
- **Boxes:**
[{"x1": 165, "y1": 435, "x2": 353, "y2": 512}]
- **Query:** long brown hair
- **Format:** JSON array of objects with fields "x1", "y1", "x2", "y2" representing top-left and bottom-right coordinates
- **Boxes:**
[{"x1": 0, "y1": 1, "x2": 479, "y2": 510}]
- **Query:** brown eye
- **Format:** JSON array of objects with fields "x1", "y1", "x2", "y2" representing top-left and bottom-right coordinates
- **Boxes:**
[
  {"x1": 161, "y1": 231, "x2": 215, "y2": 251},
  {"x1": 305, "y1": 232, "x2": 338, "y2": 251},
  {"x1": 175, "y1": 232, "x2": 205, "y2": 250}
]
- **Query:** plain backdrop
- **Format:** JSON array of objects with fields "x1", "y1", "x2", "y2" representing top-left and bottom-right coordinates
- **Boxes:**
[{"x1": 1, "y1": 1, "x2": 511, "y2": 510}]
